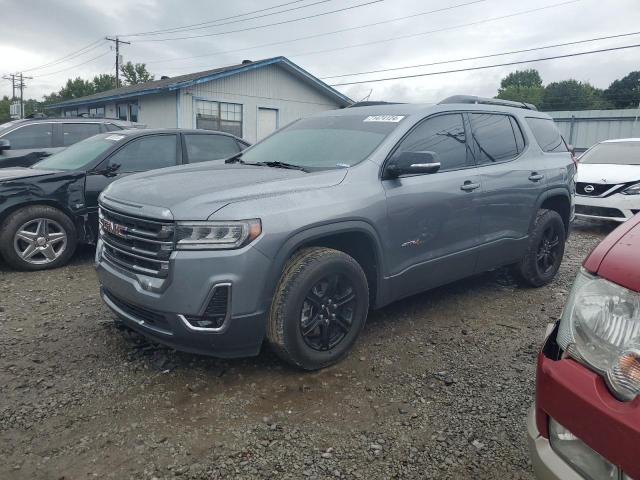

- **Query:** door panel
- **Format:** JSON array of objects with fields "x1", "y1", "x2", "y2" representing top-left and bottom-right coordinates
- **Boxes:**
[
  {"x1": 468, "y1": 113, "x2": 543, "y2": 270},
  {"x1": 257, "y1": 108, "x2": 278, "y2": 141},
  {"x1": 382, "y1": 113, "x2": 482, "y2": 299}
]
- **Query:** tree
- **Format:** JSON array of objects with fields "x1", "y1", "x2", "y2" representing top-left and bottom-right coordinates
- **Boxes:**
[
  {"x1": 541, "y1": 80, "x2": 610, "y2": 111},
  {"x1": 496, "y1": 69, "x2": 545, "y2": 107},
  {"x1": 92, "y1": 74, "x2": 117, "y2": 93},
  {"x1": 499, "y1": 69, "x2": 543, "y2": 89},
  {"x1": 0, "y1": 96, "x2": 10, "y2": 123},
  {"x1": 120, "y1": 62, "x2": 154, "y2": 85},
  {"x1": 604, "y1": 71, "x2": 640, "y2": 109}
]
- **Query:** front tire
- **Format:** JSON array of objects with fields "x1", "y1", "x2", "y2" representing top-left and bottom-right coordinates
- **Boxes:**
[
  {"x1": 515, "y1": 209, "x2": 566, "y2": 287},
  {"x1": 0, "y1": 206, "x2": 77, "y2": 271},
  {"x1": 267, "y1": 247, "x2": 369, "y2": 370}
]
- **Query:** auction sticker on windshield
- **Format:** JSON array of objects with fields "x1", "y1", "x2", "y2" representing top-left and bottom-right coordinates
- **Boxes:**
[
  {"x1": 363, "y1": 115, "x2": 405, "y2": 123},
  {"x1": 105, "y1": 135, "x2": 125, "y2": 141}
]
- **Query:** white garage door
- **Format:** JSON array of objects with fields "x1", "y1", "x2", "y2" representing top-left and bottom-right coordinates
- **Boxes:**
[{"x1": 257, "y1": 108, "x2": 278, "y2": 140}]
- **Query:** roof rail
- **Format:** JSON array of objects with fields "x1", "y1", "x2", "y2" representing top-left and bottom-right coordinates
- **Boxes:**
[
  {"x1": 438, "y1": 95, "x2": 538, "y2": 111},
  {"x1": 347, "y1": 100, "x2": 404, "y2": 108}
]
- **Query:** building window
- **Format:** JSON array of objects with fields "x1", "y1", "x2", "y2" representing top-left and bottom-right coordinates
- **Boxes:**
[
  {"x1": 64, "y1": 109, "x2": 78, "y2": 117},
  {"x1": 117, "y1": 104, "x2": 128, "y2": 121},
  {"x1": 88, "y1": 106, "x2": 105, "y2": 118},
  {"x1": 129, "y1": 104, "x2": 139, "y2": 123},
  {"x1": 196, "y1": 100, "x2": 242, "y2": 137}
]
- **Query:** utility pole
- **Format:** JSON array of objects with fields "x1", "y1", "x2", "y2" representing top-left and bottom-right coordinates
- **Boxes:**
[
  {"x1": 2, "y1": 73, "x2": 16, "y2": 100},
  {"x1": 105, "y1": 36, "x2": 130, "y2": 88},
  {"x1": 17, "y1": 73, "x2": 32, "y2": 119}
]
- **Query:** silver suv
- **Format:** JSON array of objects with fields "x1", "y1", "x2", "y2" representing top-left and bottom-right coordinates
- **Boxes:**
[{"x1": 95, "y1": 96, "x2": 576, "y2": 370}]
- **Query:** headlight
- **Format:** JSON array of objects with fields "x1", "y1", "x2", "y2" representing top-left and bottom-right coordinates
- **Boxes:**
[
  {"x1": 622, "y1": 182, "x2": 640, "y2": 195},
  {"x1": 175, "y1": 220, "x2": 261, "y2": 250},
  {"x1": 557, "y1": 268, "x2": 640, "y2": 400}
]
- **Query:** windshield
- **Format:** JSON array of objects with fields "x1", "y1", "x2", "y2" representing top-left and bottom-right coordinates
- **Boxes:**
[
  {"x1": 240, "y1": 114, "x2": 403, "y2": 170},
  {"x1": 0, "y1": 120, "x2": 20, "y2": 133},
  {"x1": 580, "y1": 141, "x2": 640, "y2": 165},
  {"x1": 33, "y1": 134, "x2": 122, "y2": 171}
]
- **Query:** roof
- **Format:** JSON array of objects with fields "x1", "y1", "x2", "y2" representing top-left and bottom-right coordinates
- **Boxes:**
[
  {"x1": 103, "y1": 127, "x2": 246, "y2": 140},
  {"x1": 48, "y1": 56, "x2": 352, "y2": 109}
]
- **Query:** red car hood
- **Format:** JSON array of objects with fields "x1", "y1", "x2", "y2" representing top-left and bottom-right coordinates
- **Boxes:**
[{"x1": 583, "y1": 214, "x2": 640, "y2": 292}]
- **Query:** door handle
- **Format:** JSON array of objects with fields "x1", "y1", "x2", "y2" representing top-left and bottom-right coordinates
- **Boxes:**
[
  {"x1": 528, "y1": 172, "x2": 544, "y2": 182},
  {"x1": 460, "y1": 181, "x2": 480, "y2": 192}
]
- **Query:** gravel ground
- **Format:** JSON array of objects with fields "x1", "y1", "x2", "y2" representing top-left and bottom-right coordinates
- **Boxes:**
[{"x1": 0, "y1": 221, "x2": 614, "y2": 480}]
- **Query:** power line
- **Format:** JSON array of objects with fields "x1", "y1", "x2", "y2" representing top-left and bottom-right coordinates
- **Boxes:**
[
  {"x1": 328, "y1": 43, "x2": 640, "y2": 86},
  {"x1": 321, "y1": 30, "x2": 640, "y2": 79},
  {"x1": 121, "y1": 0, "x2": 333, "y2": 37},
  {"x1": 105, "y1": 37, "x2": 131, "y2": 87},
  {"x1": 31, "y1": 51, "x2": 113, "y2": 78},
  {"x1": 21, "y1": 38, "x2": 107, "y2": 73},
  {"x1": 145, "y1": 0, "x2": 486, "y2": 66},
  {"x1": 290, "y1": 0, "x2": 582, "y2": 59},
  {"x1": 133, "y1": 0, "x2": 386, "y2": 42}
]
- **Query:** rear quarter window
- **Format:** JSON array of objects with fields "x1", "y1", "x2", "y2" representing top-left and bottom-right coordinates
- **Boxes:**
[{"x1": 525, "y1": 117, "x2": 567, "y2": 153}]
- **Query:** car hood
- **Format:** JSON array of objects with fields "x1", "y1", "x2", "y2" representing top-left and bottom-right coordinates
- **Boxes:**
[
  {"x1": 101, "y1": 163, "x2": 348, "y2": 220},
  {"x1": 584, "y1": 214, "x2": 640, "y2": 292},
  {"x1": 576, "y1": 163, "x2": 640, "y2": 184},
  {"x1": 0, "y1": 167, "x2": 60, "y2": 182}
]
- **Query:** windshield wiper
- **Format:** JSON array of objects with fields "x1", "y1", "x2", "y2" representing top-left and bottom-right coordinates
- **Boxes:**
[
  {"x1": 257, "y1": 161, "x2": 308, "y2": 172},
  {"x1": 225, "y1": 153, "x2": 244, "y2": 164}
]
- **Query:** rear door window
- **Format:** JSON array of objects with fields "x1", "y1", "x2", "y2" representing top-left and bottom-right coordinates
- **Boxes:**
[
  {"x1": 525, "y1": 117, "x2": 568, "y2": 153},
  {"x1": 184, "y1": 134, "x2": 240, "y2": 163},
  {"x1": 4, "y1": 123, "x2": 53, "y2": 149},
  {"x1": 107, "y1": 134, "x2": 178, "y2": 172},
  {"x1": 468, "y1": 113, "x2": 520, "y2": 164},
  {"x1": 62, "y1": 123, "x2": 101, "y2": 146}
]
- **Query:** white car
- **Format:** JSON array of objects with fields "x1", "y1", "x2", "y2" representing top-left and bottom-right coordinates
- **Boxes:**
[{"x1": 574, "y1": 138, "x2": 640, "y2": 222}]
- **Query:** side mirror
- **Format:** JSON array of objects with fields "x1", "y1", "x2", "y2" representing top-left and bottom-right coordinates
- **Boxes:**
[
  {"x1": 385, "y1": 151, "x2": 441, "y2": 178},
  {"x1": 0, "y1": 139, "x2": 10, "y2": 152},
  {"x1": 93, "y1": 163, "x2": 120, "y2": 176}
]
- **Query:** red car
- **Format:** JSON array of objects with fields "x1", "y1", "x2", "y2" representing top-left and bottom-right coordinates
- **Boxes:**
[{"x1": 528, "y1": 214, "x2": 640, "y2": 480}]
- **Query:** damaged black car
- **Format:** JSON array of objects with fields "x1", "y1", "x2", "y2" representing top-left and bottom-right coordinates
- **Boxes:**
[{"x1": 0, "y1": 128, "x2": 249, "y2": 270}]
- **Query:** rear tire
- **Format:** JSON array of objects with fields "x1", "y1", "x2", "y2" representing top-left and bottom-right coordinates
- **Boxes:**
[
  {"x1": 0, "y1": 205, "x2": 77, "y2": 271},
  {"x1": 515, "y1": 209, "x2": 565, "y2": 287},
  {"x1": 267, "y1": 247, "x2": 369, "y2": 370}
]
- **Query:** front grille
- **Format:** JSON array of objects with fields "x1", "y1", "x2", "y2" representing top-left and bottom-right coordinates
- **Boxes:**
[
  {"x1": 576, "y1": 182, "x2": 621, "y2": 197},
  {"x1": 575, "y1": 205, "x2": 625, "y2": 218},
  {"x1": 105, "y1": 290, "x2": 171, "y2": 331},
  {"x1": 99, "y1": 206, "x2": 175, "y2": 278}
]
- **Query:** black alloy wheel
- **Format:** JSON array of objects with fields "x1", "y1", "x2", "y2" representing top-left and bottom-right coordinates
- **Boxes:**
[{"x1": 300, "y1": 273, "x2": 357, "y2": 351}]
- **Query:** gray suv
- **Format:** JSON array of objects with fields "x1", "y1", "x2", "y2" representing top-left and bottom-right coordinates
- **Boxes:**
[{"x1": 95, "y1": 96, "x2": 576, "y2": 370}]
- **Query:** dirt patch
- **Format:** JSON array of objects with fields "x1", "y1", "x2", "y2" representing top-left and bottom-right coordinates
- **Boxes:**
[{"x1": 0, "y1": 221, "x2": 613, "y2": 479}]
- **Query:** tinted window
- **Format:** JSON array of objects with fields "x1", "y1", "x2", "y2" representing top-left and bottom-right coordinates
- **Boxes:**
[
  {"x1": 4, "y1": 123, "x2": 53, "y2": 149},
  {"x1": 107, "y1": 135, "x2": 177, "y2": 172},
  {"x1": 185, "y1": 134, "x2": 240, "y2": 163},
  {"x1": 62, "y1": 123, "x2": 101, "y2": 146},
  {"x1": 392, "y1": 113, "x2": 468, "y2": 172},
  {"x1": 469, "y1": 113, "x2": 520, "y2": 164},
  {"x1": 579, "y1": 142, "x2": 640, "y2": 165},
  {"x1": 510, "y1": 117, "x2": 525, "y2": 152},
  {"x1": 105, "y1": 123, "x2": 123, "y2": 132},
  {"x1": 526, "y1": 117, "x2": 567, "y2": 153}
]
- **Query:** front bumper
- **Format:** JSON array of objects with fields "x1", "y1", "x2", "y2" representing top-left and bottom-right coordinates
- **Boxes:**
[
  {"x1": 527, "y1": 408, "x2": 584, "y2": 480},
  {"x1": 575, "y1": 193, "x2": 639, "y2": 222},
  {"x1": 530, "y1": 333, "x2": 640, "y2": 480},
  {"x1": 96, "y1": 240, "x2": 273, "y2": 358}
]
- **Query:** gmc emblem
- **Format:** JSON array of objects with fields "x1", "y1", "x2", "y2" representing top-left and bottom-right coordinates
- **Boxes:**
[{"x1": 100, "y1": 218, "x2": 127, "y2": 238}]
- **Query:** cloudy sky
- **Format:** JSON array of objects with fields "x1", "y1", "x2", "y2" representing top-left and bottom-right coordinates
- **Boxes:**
[{"x1": 1, "y1": 0, "x2": 639, "y2": 103}]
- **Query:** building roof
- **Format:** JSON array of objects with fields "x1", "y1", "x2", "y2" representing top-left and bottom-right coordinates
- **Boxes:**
[{"x1": 49, "y1": 56, "x2": 352, "y2": 109}]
